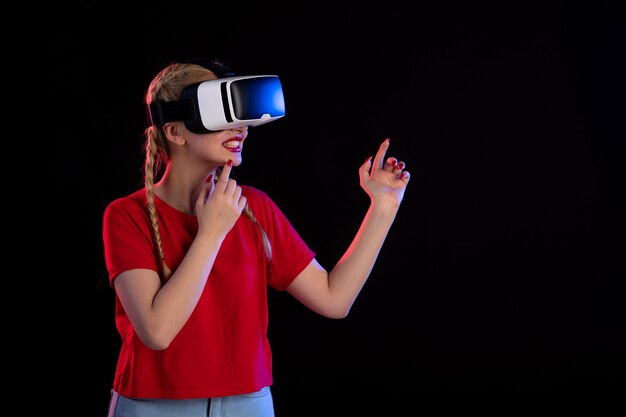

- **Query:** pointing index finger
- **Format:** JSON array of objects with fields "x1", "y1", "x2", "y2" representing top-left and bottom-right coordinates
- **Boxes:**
[
  {"x1": 372, "y1": 138, "x2": 390, "y2": 170},
  {"x1": 219, "y1": 160, "x2": 233, "y2": 182},
  {"x1": 214, "y1": 160, "x2": 233, "y2": 192}
]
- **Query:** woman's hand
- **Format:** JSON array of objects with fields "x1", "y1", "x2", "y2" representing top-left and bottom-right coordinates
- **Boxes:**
[
  {"x1": 359, "y1": 138, "x2": 410, "y2": 209},
  {"x1": 196, "y1": 160, "x2": 247, "y2": 238}
]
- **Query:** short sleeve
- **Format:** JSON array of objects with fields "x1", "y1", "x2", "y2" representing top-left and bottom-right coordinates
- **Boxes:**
[
  {"x1": 248, "y1": 188, "x2": 316, "y2": 291},
  {"x1": 102, "y1": 198, "x2": 159, "y2": 286}
]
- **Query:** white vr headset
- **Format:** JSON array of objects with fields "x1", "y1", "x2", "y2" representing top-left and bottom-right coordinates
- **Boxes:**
[{"x1": 148, "y1": 74, "x2": 286, "y2": 133}]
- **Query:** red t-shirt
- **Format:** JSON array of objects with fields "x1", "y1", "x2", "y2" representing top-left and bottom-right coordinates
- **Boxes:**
[{"x1": 102, "y1": 185, "x2": 315, "y2": 399}]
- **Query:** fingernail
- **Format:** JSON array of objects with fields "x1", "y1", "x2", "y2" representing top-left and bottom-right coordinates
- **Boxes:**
[
  {"x1": 227, "y1": 159, "x2": 233, "y2": 167},
  {"x1": 205, "y1": 174, "x2": 213, "y2": 183},
  {"x1": 364, "y1": 156, "x2": 372, "y2": 164},
  {"x1": 386, "y1": 138, "x2": 391, "y2": 144},
  {"x1": 397, "y1": 162, "x2": 405, "y2": 170}
]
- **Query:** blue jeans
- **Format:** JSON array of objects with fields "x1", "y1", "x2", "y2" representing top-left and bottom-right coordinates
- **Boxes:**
[{"x1": 107, "y1": 386, "x2": 275, "y2": 417}]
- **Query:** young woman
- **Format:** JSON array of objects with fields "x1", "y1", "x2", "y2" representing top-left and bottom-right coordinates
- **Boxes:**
[{"x1": 103, "y1": 60, "x2": 411, "y2": 417}]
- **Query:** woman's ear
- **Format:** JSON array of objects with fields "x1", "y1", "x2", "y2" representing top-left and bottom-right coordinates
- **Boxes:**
[{"x1": 162, "y1": 122, "x2": 186, "y2": 145}]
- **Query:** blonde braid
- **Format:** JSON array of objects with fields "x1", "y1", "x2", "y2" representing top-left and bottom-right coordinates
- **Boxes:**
[
  {"x1": 144, "y1": 129, "x2": 172, "y2": 280},
  {"x1": 144, "y1": 68, "x2": 176, "y2": 279},
  {"x1": 243, "y1": 204, "x2": 273, "y2": 262}
]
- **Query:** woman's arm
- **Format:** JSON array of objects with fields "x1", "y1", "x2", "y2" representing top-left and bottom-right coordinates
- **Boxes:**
[{"x1": 286, "y1": 138, "x2": 410, "y2": 318}]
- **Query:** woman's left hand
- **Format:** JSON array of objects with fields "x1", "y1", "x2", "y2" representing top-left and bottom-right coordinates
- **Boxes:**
[{"x1": 359, "y1": 138, "x2": 410, "y2": 209}]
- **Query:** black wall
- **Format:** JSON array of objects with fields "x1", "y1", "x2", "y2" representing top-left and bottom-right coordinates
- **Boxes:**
[{"x1": 46, "y1": 2, "x2": 624, "y2": 415}]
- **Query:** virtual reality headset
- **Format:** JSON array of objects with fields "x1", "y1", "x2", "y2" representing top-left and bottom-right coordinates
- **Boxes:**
[{"x1": 147, "y1": 74, "x2": 286, "y2": 133}]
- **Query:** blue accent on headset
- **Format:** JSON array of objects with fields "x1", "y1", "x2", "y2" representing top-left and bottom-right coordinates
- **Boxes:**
[{"x1": 231, "y1": 77, "x2": 285, "y2": 120}]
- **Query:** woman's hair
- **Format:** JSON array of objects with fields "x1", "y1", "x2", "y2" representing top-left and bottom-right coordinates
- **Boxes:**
[{"x1": 143, "y1": 62, "x2": 272, "y2": 279}]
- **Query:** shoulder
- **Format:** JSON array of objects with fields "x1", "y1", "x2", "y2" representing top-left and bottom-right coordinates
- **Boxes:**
[
  {"x1": 240, "y1": 185, "x2": 282, "y2": 216},
  {"x1": 104, "y1": 189, "x2": 147, "y2": 219},
  {"x1": 241, "y1": 185, "x2": 270, "y2": 203},
  {"x1": 241, "y1": 184, "x2": 268, "y2": 197},
  {"x1": 240, "y1": 185, "x2": 295, "y2": 228}
]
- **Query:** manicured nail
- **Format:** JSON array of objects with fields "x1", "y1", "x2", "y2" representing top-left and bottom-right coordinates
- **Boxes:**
[
  {"x1": 397, "y1": 162, "x2": 405, "y2": 170},
  {"x1": 205, "y1": 174, "x2": 213, "y2": 183},
  {"x1": 364, "y1": 156, "x2": 372, "y2": 164},
  {"x1": 227, "y1": 159, "x2": 233, "y2": 167}
]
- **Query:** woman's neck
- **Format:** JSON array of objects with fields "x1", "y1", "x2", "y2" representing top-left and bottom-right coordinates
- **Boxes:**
[{"x1": 155, "y1": 168, "x2": 216, "y2": 215}]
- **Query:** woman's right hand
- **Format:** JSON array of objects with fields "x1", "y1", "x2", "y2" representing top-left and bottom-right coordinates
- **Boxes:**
[{"x1": 196, "y1": 160, "x2": 247, "y2": 238}]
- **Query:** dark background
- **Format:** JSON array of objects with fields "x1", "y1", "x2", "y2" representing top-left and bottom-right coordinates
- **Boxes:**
[{"x1": 46, "y1": 1, "x2": 623, "y2": 415}]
